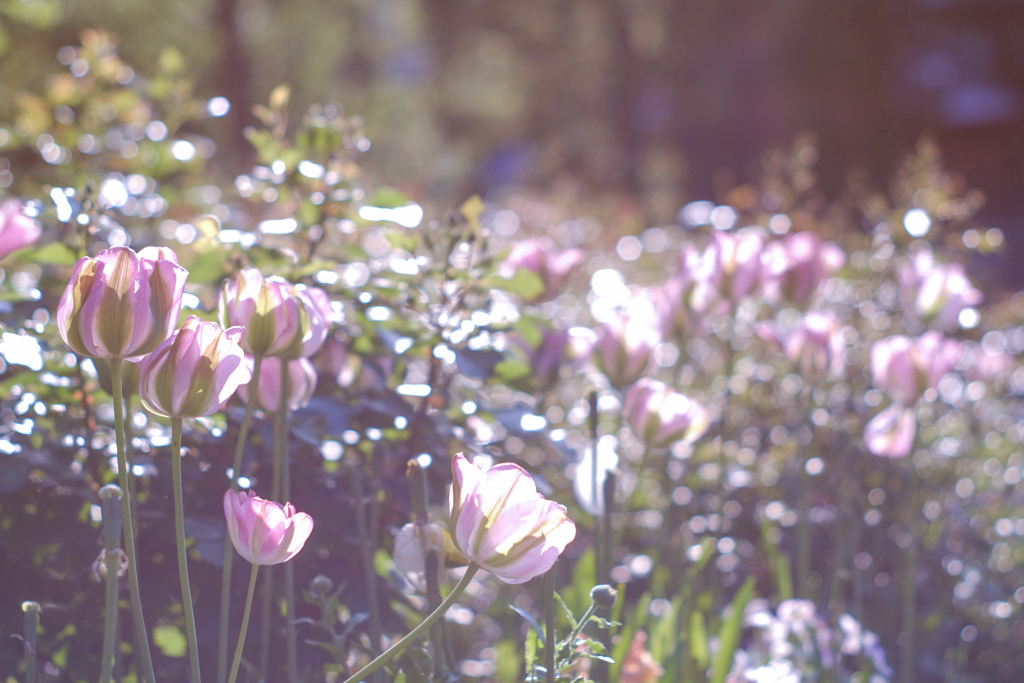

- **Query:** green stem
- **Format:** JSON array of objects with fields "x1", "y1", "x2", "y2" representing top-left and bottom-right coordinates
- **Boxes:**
[
  {"x1": 279, "y1": 361, "x2": 298, "y2": 683},
  {"x1": 218, "y1": 355, "x2": 263, "y2": 683},
  {"x1": 227, "y1": 564, "x2": 260, "y2": 683},
  {"x1": 22, "y1": 602, "x2": 40, "y2": 683},
  {"x1": 99, "y1": 485, "x2": 124, "y2": 683},
  {"x1": 111, "y1": 358, "x2": 156, "y2": 683},
  {"x1": 900, "y1": 462, "x2": 918, "y2": 683},
  {"x1": 171, "y1": 417, "x2": 202, "y2": 683},
  {"x1": 797, "y1": 460, "x2": 811, "y2": 598},
  {"x1": 544, "y1": 566, "x2": 556, "y2": 683},
  {"x1": 342, "y1": 564, "x2": 480, "y2": 683},
  {"x1": 351, "y1": 464, "x2": 383, "y2": 682}
]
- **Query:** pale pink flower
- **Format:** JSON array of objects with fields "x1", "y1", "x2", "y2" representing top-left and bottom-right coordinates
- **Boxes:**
[
  {"x1": 449, "y1": 453, "x2": 576, "y2": 584},
  {"x1": 690, "y1": 230, "x2": 765, "y2": 310},
  {"x1": 237, "y1": 356, "x2": 317, "y2": 412},
  {"x1": 864, "y1": 404, "x2": 917, "y2": 458},
  {"x1": 138, "y1": 316, "x2": 251, "y2": 418},
  {"x1": 0, "y1": 199, "x2": 42, "y2": 260},
  {"x1": 870, "y1": 332, "x2": 960, "y2": 406},
  {"x1": 758, "y1": 311, "x2": 846, "y2": 380},
  {"x1": 593, "y1": 308, "x2": 661, "y2": 390},
  {"x1": 623, "y1": 378, "x2": 709, "y2": 448},
  {"x1": 899, "y1": 248, "x2": 982, "y2": 329},
  {"x1": 137, "y1": 246, "x2": 179, "y2": 263},
  {"x1": 57, "y1": 246, "x2": 188, "y2": 360},
  {"x1": 393, "y1": 521, "x2": 446, "y2": 593},
  {"x1": 762, "y1": 232, "x2": 845, "y2": 308},
  {"x1": 223, "y1": 489, "x2": 314, "y2": 565},
  {"x1": 510, "y1": 323, "x2": 569, "y2": 392},
  {"x1": 501, "y1": 239, "x2": 583, "y2": 302}
]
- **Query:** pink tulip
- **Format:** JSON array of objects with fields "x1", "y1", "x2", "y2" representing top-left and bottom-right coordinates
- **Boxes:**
[
  {"x1": 864, "y1": 404, "x2": 917, "y2": 458},
  {"x1": 139, "y1": 316, "x2": 252, "y2": 418},
  {"x1": 762, "y1": 232, "x2": 845, "y2": 308},
  {"x1": 501, "y1": 239, "x2": 584, "y2": 302},
  {"x1": 870, "y1": 332, "x2": 960, "y2": 406},
  {"x1": 237, "y1": 356, "x2": 317, "y2": 412},
  {"x1": 690, "y1": 230, "x2": 765, "y2": 310},
  {"x1": 899, "y1": 248, "x2": 982, "y2": 329},
  {"x1": 758, "y1": 311, "x2": 846, "y2": 380},
  {"x1": 219, "y1": 269, "x2": 332, "y2": 359},
  {"x1": 511, "y1": 324, "x2": 569, "y2": 391},
  {"x1": 137, "y1": 246, "x2": 179, "y2": 263},
  {"x1": 623, "y1": 378, "x2": 709, "y2": 448},
  {"x1": 57, "y1": 246, "x2": 188, "y2": 360},
  {"x1": 223, "y1": 489, "x2": 314, "y2": 565},
  {"x1": 449, "y1": 453, "x2": 576, "y2": 584},
  {"x1": 593, "y1": 310, "x2": 660, "y2": 389},
  {"x1": 0, "y1": 199, "x2": 42, "y2": 260}
]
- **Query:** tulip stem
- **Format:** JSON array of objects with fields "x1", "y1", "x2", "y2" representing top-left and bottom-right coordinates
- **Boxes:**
[
  {"x1": 278, "y1": 360, "x2": 299, "y2": 683},
  {"x1": 342, "y1": 563, "x2": 479, "y2": 683},
  {"x1": 227, "y1": 564, "x2": 260, "y2": 683},
  {"x1": 544, "y1": 566, "x2": 557, "y2": 683},
  {"x1": 900, "y1": 460, "x2": 918, "y2": 683},
  {"x1": 350, "y1": 463, "x2": 383, "y2": 682},
  {"x1": 171, "y1": 417, "x2": 202, "y2": 683},
  {"x1": 22, "y1": 602, "x2": 40, "y2": 683},
  {"x1": 100, "y1": 486, "x2": 124, "y2": 683},
  {"x1": 111, "y1": 358, "x2": 157, "y2": 683},
  {"x1": 218, "y1": 355, "x2": 263, "y2": 683}
]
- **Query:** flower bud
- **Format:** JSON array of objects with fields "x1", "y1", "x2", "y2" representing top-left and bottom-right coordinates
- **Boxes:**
[
  {"x1": 57, "y1": 246, "x2": 188, "y2": 360},
  {"x1": 310, "y1": 574, "x2": 334, "y2": 599},
  {"x1": 870, "y1": 332, "x2": 960, "y2": 406},
  {"x1": 138, "y1": 316, "x2": 252, "y2": 418},
  {"x1": 623, "y1": 378, "x2": 709, "y2": 449},
  {"x1": 590, "y1": 584, "x2": 618, "y2": 609},
  {"x1": 594, "y1": 306, "x2": 661, "y2": 390},
  {"x1": 899, "y1": 247, "x2": 982, "y2": 329},
  {"x1": 449, "y1": 453, "x2": 576, "y2": 584},
  {"x1": 762, "y1": 232, "x2": 845, "y2": 308},
  {"x1": 758, "y1": 311, "x2": 845, "y2": 380},
  {"x1": 501, "y1": 239, "x2": 583, "y2": 302},
  {"x1": 223, "y1": 489, "x2": 314, "y2": 565},
  {"x1": 0, "y1": 199, "x2": 42, "y2": 260},
  {"x1": 510, "y1": 323, "x2": 569, "y2": 392},
  {"x1": 237, "y1": 356, "x2": 317, "y2": 412},
  {"x1": 864, "y1": 404, "x2": 917, "y2": 458},
  {"x1": 691, "y1": 230, "x2": 764, "y2": 310}
]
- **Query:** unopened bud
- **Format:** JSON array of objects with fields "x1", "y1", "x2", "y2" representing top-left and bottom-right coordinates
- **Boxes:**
[
  {"x1": 21, "y1": 601, "x2": 41, "y2": 614},
  {"x1": 590, "y1": 584, "x2": 618, "y2": 609},
  {"x1": 98, "y1": 484, "x2": 123, "y2": 500},
  {"x1": 310, "y1": 574, "x2": 334, "y2": 599}
]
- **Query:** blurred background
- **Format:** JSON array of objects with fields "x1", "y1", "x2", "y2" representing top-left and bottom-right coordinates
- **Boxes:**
[{"x1": 4, "y1": 0, "x2": 1024, "y2": 242}]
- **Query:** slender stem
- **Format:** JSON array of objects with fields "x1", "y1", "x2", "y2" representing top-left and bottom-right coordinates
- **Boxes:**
[
  {"x1": 218, "y1": 355, "x2": 263, "y2": 683},
  {"x1": 260, "y1": 565, "x2": 275, "y2": 676},
  {"x1": 900, "y1": 461, "x2": 918, "y2": 683},
  {"x1": 111, "y1": 359, "x2": 156, "y2": 683},
  {"x1": 22, "y1": 602, "x2": 40, "y2": 683},
  {"x1": 544, "y1": 566, "x2": 556, "y2": 683},
  {"x1": 227, "y1": 564, "x2": 261, "y2": 683},
  {"x1": 101, "y1": 549, "x2": 121, "y2": 683},
  {"x1": 342, "y1": 564, "x2": 480, "y2": 683},
  {"x1": 171, "y1": 418, "x2": 202, "y2": 683},
  {"x1": 797, "y1": 459, "x2": 811, "y2": 598},
  {"x1": 351, "y1": 464, "x2": 383, "y2": 681},
  {"x1": 279, "y1": 359, "x2": 298, "y2": 683}
]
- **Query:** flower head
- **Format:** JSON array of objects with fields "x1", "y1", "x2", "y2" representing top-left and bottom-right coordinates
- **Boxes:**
[
  {"x1": 449, "y1": 453, "x2": 576, "y2": 584},
  {"x1": 758, "y1": 311, "x2": 846, "y2": 380},
  {"x1": 763, "y1": 232, "x2": 845, "y2": 308},
  {"x1": 501, "y1": 239, "x2": 583, "y2": 302},
  {"x1": 223, "y1": 489, "x2": 314, "y2": 565},
  {"x1": 899, "y1": 247, "x2": 982, "y2": 329},
  {"x1": 870, "y1": 332, "x2": 960, "y2": 406},
  {"x1": 0, "y1": 199, "x2": 42, "y2": 260},
  {"x1": 139, "y1": 316, "x2": 251, "y2": 418},
  {"x1": 864, "y1": 404, "x2": 917, "y2": 458},
  {"x1": 593, "y1": 304, "x2": 661, "y2": 390},
  {"x1": 690, "y1": 230, "x2": 765, "y2": 310},
  {"x1": 237, "y1": 356, "x2": 318, "y2": 413},
  {"x1": 623, "y1": 378, "x2": 709, "y2": 448},
  {"x1": 57, "y1": 246, "x2": 188, "y2": 360}
]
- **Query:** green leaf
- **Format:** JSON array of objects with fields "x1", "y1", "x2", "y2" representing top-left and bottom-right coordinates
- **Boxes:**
[
  {"x1": 366, "y1": 186, "x2": 413, "y2": 209},
  {"x1": 26, "y1": 242, "x2": 78, "y2": 266},
  {"x1": 524, "y1": 625, "x2": 539, "y2": 674},
  {"x1": 487, "y1": 268, "x2": 545, "y2": 301},
  {"x1": 689, "y1": 611, "x2": 708, "y2": 670},
  {"x1": 709, "y1": 577, "x2": 756, "y2": 683},
  {"x1": 152, "y1": 624, "x2": 187, "y2": 658}
]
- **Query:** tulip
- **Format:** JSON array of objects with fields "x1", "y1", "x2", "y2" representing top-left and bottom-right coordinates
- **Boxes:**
[
  {"x1": 138, "y1": 316, "x2": 252, "y2": 418},
  {"x1": 899, "y1": 248, "x2": 982, "y2": 329},
  {"x1": 393, "y1": 521, "x2": 446, "y2": 593},
  {"x1": 593, "y1": 307, "x2": 660, "y2": 390},
  {"x1": 223, "y1": 489, "x2": 314, "y2": 565},
  {"x1": 501, "y1": 238, "x2": 584, "y2": 302},
  {"x1": 762, "y1": 232, "x2": 845, "y2": 308},
  {"x1": 690, "y1": 230, "x2": 765, "y2": 311},
  {"x1": 623, "y1": 378, "x2": 709, "y2": 449},
  {"x1": 237, "y1": 356, "x2": 317, "y2": 413},
  {"x1": 864, "y1": 404, "x2": 917, "y2": 458},
  {"x1": 449, "y1": 453, "x2": 576, "y2": 584},
  {"x1": 758, "y1": 311, "x2": 846, "y2": 380},
  {"x1": 510, "y1": 323, "x2": 569, "y2": 392},
  {"x1": 0, "y1": 199, "x2": 42, "y2": 260},
  {"x1": 219, "y1": 268, "x2": 331, "y2": 359},
  {"x1": 870, "y1": 332, "x2": 960, "y2": 406},
  {"x1": 137, "y1": 245, "x2": 179, "y2": 263},
  {"x1": 57, "y1": 246, "x2": 188, "y2": 360}
]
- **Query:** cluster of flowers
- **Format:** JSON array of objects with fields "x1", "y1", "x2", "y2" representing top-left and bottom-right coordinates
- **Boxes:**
[{"x1": 728, "y1": 599, "x2": 892, "y2": 683}]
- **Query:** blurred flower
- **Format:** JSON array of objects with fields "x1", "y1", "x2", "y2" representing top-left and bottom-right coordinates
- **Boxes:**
[
  {"x1": 393, "y1": 521, "x2": 446, "y2": 593},
  {"x1": 623, "y1": 378, "x2": 709, "y2": 448},
  {"x1": 593, "y1": 309, "x2": 660, "y2": 389},
  {"x1": 870, "y1": 332, "x2": 960, "y2": 406},
  {"x1": 137, "y1": 245, "x2": 179, "y2": 263},
  {"x1": 510, "y1": 323, "x2": 569, "y2": 392},
  {"x1": 219, "y1": 268, "x2": 331, "y2": 359},
  {"x1": 223, "y1": 489, "x2": 314, "y2": 565},
  {"x1": 899, "y1": 248, "x2": 982, "y2": 329},
  {"x1": 691, "y1": 230, "x2": 765, "y2": 310},
  {"x1": 573, "y1": 435, "x2": 619, "y2": 516},
  {"x1": 864, "y1": 404, "x2": 917, "y2": 458},
  {"x1": 238, "y1": 356, "x2": 317, "y2": 412},
  {"x1": 139, "y1": 316, "x2": 251, "y2": 418},
  {"x1": 762, "y1": 232, "x2": 845, "y2": 308},
  {"x1": 0, "y1": 199, "x2": 42, "y2": 260},
  {"x1": 501, "y1": 238, "x2": 583, "y2": 302},
  {"x1": 621, "y1": 631, "x2": 664, "y2": 683},
  {"x1": 449, "y1": 453, "x2": 576, "y2": 584},
  {"x1": 758, "y1": 311, "x2": 845, "y2": 380},
  {"x1": 57, "y1": 246, "x2": 188, "y2": 360}
]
